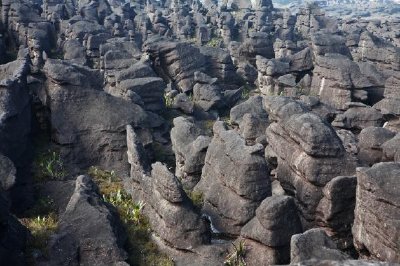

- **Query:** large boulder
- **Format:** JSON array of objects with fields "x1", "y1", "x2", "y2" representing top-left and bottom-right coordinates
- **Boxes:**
[
  {"x1": 126, "y1": 128, "x2": 210, "y2": 251},
  {"x1": 144, "y1": 36, "x2": 206, "y2": 92},
  {"x1": 42, "y1": 59, "x2": 149, "y2": 174},
  {"x1": 171, "y1": 117, "x2": 211, "y2": 190},
  {"x1": 195, "y1": 121, "x2": 271, "y2": 235},
  {"x1": 46, "y1": 175, "x2": 128, "y2": 266},
  {"x1": 290, "y1": 229, "x2": 350, "y2": 264},
  {"x1": 353, "y1": 163, "x2": 400, "y2": 263},
  {"x1": 316, "y1": 176, "x2": 357, "y2": 250},
  {"x1": 265, "y1": 97, "x2": 356, "y2": 231},
  {"x1": 332, "y1": 103, "x2": 384, "y2": 131},
  {"x1": 0, "y1": 56, "x2": 32, "y2": 209},
  {"x1": 310, "y1": 54, "x2": 374, "y2": 110},
  {"x1": 240, "y1": 195, "x2": 302, "y2": 265},
  {"x1": 358, "y1": 127, "x2": 396, "y2": 166}
]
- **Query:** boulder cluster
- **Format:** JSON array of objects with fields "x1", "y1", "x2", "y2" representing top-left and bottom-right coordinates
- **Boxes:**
[{"x1": 0, "y1": 0, "x2": 399, "y2": 265}]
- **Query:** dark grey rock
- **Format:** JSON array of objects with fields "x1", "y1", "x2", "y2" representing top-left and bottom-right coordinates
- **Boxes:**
[
  {"x1": 46, "y1": 175, "x2": 128, "y2": 266},
  {"x1": 353, "y1": 163, "x2": 400, "y2": 263},
  {"x1": 290, "y1": 229, "x2": 350, "y2": 264},
  {"x1": 195, "y1": 122, "x2": 271, "y2": 235}
]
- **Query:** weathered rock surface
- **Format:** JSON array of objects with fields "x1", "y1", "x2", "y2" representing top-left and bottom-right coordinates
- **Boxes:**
[
  {"x1": 332, "y1": 103, "x2": 384, "y2": 131},
  {"x1": 0, "y1": 155, "x2": 26, "y2": 266},
  {"x1": 127, "y1": 128, "x2": 210, "y2": 250},
  {"x1": 353, "y1": 163, "x2": 400, "y2": 263},
  {"x1": 241, "y1": 195, "x2": 302, "y2": 264},
  {"x1": 310, "y1": 54, "x2": 373, "y2": 110},
  {"x1": 171, "y1": 117, "x2": 211, "y2": 189},
  {"x1": 45, "y1": 175, "x2": 128, "y2": 266},
  {"x1": 291, "y1": 229, "x2": 350, "y2": 264},
  {"x1": 144, "y1": 36, "x2": 206, "y2": 92},
  {"x1": 42, "y1": 59, "x2": 149, "y2": 174},
  {"x1": 358, "y1": 127, "x2": 396, "y2": 166},
  {"x1": 195, "y1": 121, "x2": 271, "y2": 235},
  {"x1": 316, "y1": 176, "x2": 357, "y2": 250},
  {"x1": 265, "y1": 97, "x2": 356, "y2": 231}
]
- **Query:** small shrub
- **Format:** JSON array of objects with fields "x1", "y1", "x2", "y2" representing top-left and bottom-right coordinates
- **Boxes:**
[
  {"x1": 33, "y1": 150, "x2": 66, "y2": 181},
  {"x1": 224, "y1": 240, "x2": 247, "y2": 266}
]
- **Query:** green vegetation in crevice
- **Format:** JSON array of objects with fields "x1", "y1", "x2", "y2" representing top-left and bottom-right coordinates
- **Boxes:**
[
  {"x1": 200, "y1": 119, "x2": 216, "y2": 135},
  {"x1": 32, "y1": 150, "x2": 66, "y2": 182},
  {"x1": 205, "y1": 37, "x2": 223, "y2": 48},
  {"x1": 164, "y1": 92, "x2": 174, "y2": 108},
  {"x1": 20, "y1": 196, "x2": 58, "y2": 264},
  {"x1": 88, "y1": 167, "x2": 174, "y2": 266},
  {"x1": 184, "y1": 189, "x2": 204, "y2": 210},
  {"x1": 241, "y1": 86, "x2": 251, "y2": 100},
  {"x1": 224, "y1": 240, "x2": 247, "y2": 266}
]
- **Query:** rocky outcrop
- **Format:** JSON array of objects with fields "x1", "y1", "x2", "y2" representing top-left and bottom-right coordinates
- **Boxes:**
[
  {"x1": 171, "y1": 117, "x2": 211, "y2": 190},
  {"x1": 195, "y1": 121, "x2": 271, "y2": 235},
  {"x1": 352, "y1": 32, "x2": 400, "y2": 74},
  {"x1": 264, "y1": 97, "x2": 357, "y2": 230},
  {"x1": 199, "y1": 46, "x2": 242, "y2": 90},
  {"x1": 42, "y1": 59, "x2": 149, "y2": 174},
  {"x1": 0, "y1": 154, "x2": 27, "y2": 266},
  {"x1": 45, "y1": 175, "x2": 128, "y2": 266},
  {"x1": 127, "y1": 127, "x2": 210, "y2": 250},
  {"x1": 144, "y1": 36, "x2": 206, "y2": 92},
  {"x1": 374, "y1": 74, "x2": 400, "y2": 133},
  {"x1": 357, "y1": 127, "x2": 396, "y2": 166},
  {"x1": 0, "y1": 57, "x2": 30, "y2": 163},
  {"x1": 310, "y1": 54, "x2": 374, "y2": 110},
  {"x1": 353, "y1": 163, "x2": 400, "y2": 263},
  {"x1": 0, "y1": 54, "x2": 32, "y2": 209},
  {"x1": 241, "y1": 195, "x2": 302, "y2": 265},
  {"x1": 316, "y1": 176, "x2": 357, "y2": 250},
  {"x1": 291, "y1": 229, "x2": 350, "y2": 264},
  {"x1": 230, "y1": 95, "x2": 269, "y2": 143},
  {"x1": 332, "y1": 103, "x2": 384, "y2": 131}
]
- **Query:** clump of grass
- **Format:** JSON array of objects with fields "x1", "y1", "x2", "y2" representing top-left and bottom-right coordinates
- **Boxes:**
[
  {"x1": 206, "y1": 37, "x2": 223, "y2": 47},
  {"x1": 33, "y1": 150, "x2": 66, "y2": 182},
  {"x1": 21, "y1": 213, "x2": 58, "y2": 262},
  {"x1": 224, "y1": 240, "x2": 247, "y2": 266},
  {"x1": 164, "y1": 92, "x2": 174, "y2": 108},
  {"x1": 241, "y1": 86, "x2": 251, "y2": 100},
  {"x1": 89, "y1": 166, "x2": 174, "y2": 266},
  {"x1": 185, "y1": 189, "x2": 204, "y2": 209}
]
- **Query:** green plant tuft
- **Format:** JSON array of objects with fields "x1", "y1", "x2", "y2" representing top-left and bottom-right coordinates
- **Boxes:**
[
  {"x1": 164, "y1": 92, "x2": 174, "y2": 108},
  {"x1": 89, "y1": 166, "x2": 174, "y2": 266},
  {"x1": 185, "y1": 189, "x2": 204, "y2": 209},
  {"x1": 206, "y1": 37, "x2": 223, "y2": 47},
  {"x1": 224, "y1": 240, "x2": 247, "y2": 266},
  {"x1": 21, "y1": 213, "x2": 58, "y2": 262},
  {"x1": 33, "y1": 150, "x2": 66, "y2": 182},
  {"x1": 241, "y1": 86, "x2": 251, "y2": 100}
]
